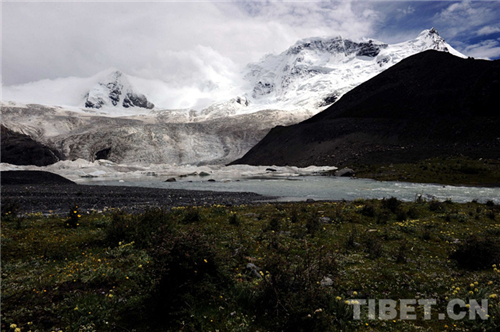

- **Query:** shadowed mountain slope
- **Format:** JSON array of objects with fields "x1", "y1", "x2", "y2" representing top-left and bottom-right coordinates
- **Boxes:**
[
  {"x1": 231, "y1": 50, "x2": 500, "y2": 167},
  {"x1": 1, "y1": 125, "x2": 62, "y2": 166}
]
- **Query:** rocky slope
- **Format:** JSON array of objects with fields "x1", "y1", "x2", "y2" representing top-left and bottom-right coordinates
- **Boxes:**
[{"x1": 231, "y1": 50, "x2": 500, "y2": 167}]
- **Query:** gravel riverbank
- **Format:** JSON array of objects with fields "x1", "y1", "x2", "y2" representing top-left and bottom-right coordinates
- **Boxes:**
[{"x1": 1, "y1": 171, "x2": 274, "y2": 215}]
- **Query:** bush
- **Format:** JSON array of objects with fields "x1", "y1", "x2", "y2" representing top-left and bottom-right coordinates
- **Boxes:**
[
  {"x1": 345, "y1": 227, "x2": 359, "y2": 250},
  {"x1": 228, "y1": 211, "x2": 240, "y2": 226},
  {"x1": 362, "y1": 234, "x2": 384, "y2": 259},
  {"x1": 429, "y1": 199, "x2": 445, "y2": 212},
  {"x1": 360, "y1": 202, "x2": 376, "y2": 217},
  {"x1": 486, "y1": 200, "x2": 496, "y2": 207},
  {"x1": 381, "y1": 197, "x2": 401, "y2": 213},
  {"x1": 148, "y1": 227, "x2": 228, "y2": 327},
  {"x1": 104, "y1": 211, "x2": 136, "y2": 246},
  {"x1": 407, "y1": 205, "x2": 420, "y2": 219},
  {"x1": 1, "y1": 197, "x2": 20, "y2": 220},
  {"x1": 290, "y1": 207, "x2": 300, "y2": 223},
  {"x1": 105, "y1": 208, "x2": 175, "y2": 248},
  {"x1": 450, "y1": 234, "x2": 500, "y2": 270},
  {"x1": 181, "y1": 207, "x2": 202, "y2": 224},
  {"x1": 65, "y1": 205, "x2": 81, "y2": 228},
  {"x1": 396, "y1": 208, "x2": 408, "y2": 222},
  {"x1": 395, "y1": 241, "x2": 408, "y2": 264},
  {"x1": 268, "y1": 215, "x2": 281, "y2": 232},
  {"x1": 250, "y1": 239, "x2": 339, "y2": 331},
  {"x1": 306, "y1": 211, "x2": 320, "y2": 235},
  {"x1": 421, "y1": 228, "x2": 432, "y2": 241}
]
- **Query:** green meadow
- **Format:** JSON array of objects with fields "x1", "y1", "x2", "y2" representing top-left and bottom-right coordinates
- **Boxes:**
[{"x1": 2, "y1": 198, "x2": 500, "y2": 331}]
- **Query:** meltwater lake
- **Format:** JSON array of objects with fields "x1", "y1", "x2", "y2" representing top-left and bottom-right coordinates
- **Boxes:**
[{"x1": 84, "y1": 176, "x2": 500, "y2": 204}]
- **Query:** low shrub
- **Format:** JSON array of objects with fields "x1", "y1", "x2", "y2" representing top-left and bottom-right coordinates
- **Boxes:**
[
  {"x1": 1, "y1": 197, "x2": 20, "y2": 221},
  {"x1": 360, "y1": 202, "x2": 377, "y2": 217},
  {"x1": 148, "y1": 227, "x2": 228, "y2": 328},
  {"x1": 306, "y1": 211, "x2": 320, "y2": 235},
  {"x1": 65, "y1": 205, "x2": 81, "y2": 228},
  {"x1": 429, "y1": 199, "x2": 445, "y2": 212},
  {"x1": 250, "y1": 239, "x2": 339, "y2": 331},
  {"x1": 105, "y1": 208, "x2": 175, "y2": 248},
  {"x1": 395, "y1": 241, "x2": 408, "y2": 263},
  {"x1": 381, "y1": 197, "x2": 401, "y2": 213},
  {"x1": 181, "y1": 207, "x2": 202, "y2": 224},
  {"x1": 228, "y1": 211, "x2": 240, "y2": 226},
  {"x1": 450, "y1": 234, "x2": 500, "y2": 270},
  {"x1": 362, "y1": 233, "x2": 384, "y2": 259}
]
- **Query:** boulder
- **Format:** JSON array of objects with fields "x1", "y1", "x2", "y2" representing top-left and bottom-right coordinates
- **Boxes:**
[
  {"x1": 319, "y1": 217, "x2": 332, "y2": 224},
  {"x1": 320, "y1": 276, "x2": 334, "y2": 287},
  {"x1": 335, "y1": 168, "x2": 355, "y2": 177},
  {"x1": 246, "y1": 263, "x2": 262, "y2": 279}
]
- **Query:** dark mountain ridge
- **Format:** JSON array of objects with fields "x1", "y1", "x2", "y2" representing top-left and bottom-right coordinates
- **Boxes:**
[
  {"x1": 1, "y1": 125, "x2": 62, "y2": 166},
  {"x1": 232, "y1": 50, "x2": 500, "y2": 167}
]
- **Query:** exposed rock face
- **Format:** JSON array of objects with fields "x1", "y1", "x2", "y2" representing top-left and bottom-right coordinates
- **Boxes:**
[
  {"x1": 232, "y1": 51, "x2": 500, "y2": 167},
  {"x1": 1, "y1": 125, "x2": 62, "y2": 166},
  {"x1": 122, "y1": 93, "x2": 154, "y2": 109}
]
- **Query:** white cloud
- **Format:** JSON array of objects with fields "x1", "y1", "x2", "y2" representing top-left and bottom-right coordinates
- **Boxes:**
[
  {"x1": 2, "y1": 1, "x2": 379, "y2": 88},
  {"x1": 477, "y1": 25, "x2": 500, "y2": 36},
  {"x1": 433, "y1": 0, "x2": 499, "y2": 39},
  {"x1": 3, "y1": 0, "x2": 498, "y2": 104},
  {"x1": 397, "y1": 6, "x2": 415, "y2": 16},
  {"x1": 462, "y1": 39, "x2": 500, "y2": 60}
]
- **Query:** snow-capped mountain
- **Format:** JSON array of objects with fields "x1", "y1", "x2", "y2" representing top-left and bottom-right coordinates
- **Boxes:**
[
  {"x1": 1, "y1": 29, "x2": 467, "y2": 166},
  {"x1": 244, "y1": 28, "x2": 465, "y2": 110},
  {"x1": 84, "y1": 70, "x2": 154, "y2": 109},
  {"x1": 2, "y1": 28, "x2": 464, "y2": 117}
]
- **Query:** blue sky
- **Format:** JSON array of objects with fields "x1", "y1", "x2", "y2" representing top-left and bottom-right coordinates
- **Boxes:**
[{"x1": 2, "y1": 0, "x2": 499, "y2": 87}]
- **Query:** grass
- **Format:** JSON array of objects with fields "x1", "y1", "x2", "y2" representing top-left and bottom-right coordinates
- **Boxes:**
[
  {"x1": 350, "y1": 157, "x2": 500, "y2": 187},
  {"x1": 2, "y1": 199, "x2": 500, "y2": 331}
]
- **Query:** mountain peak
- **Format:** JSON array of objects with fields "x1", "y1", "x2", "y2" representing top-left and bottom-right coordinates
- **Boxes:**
[
  {"x1": 84, "y1": 69, "x2": 154, "y2": 110},
  {"x1": 244, "y1": 28, "x2": 464, "y2": 109},
  {"x1": 428, "y1": 27, "x2": 439, "y2": 35},
  {"x1": 419, "y1": 28, "x2": 449, "y2": 44}
]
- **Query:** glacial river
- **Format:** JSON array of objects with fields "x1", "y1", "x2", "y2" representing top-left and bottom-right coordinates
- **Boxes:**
[{"x1": 84, "y1": 176, "x2": 500, "y2": 204}]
